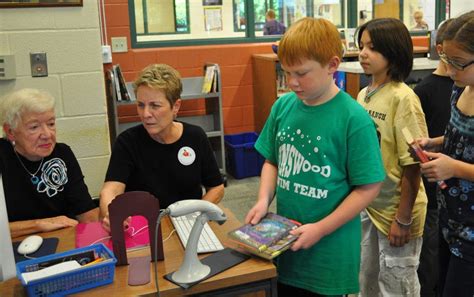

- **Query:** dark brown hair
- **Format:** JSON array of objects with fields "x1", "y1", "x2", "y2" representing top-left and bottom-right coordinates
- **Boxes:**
[{"x1": 357, "y1": 18, "x2": 413, "y2": 82}]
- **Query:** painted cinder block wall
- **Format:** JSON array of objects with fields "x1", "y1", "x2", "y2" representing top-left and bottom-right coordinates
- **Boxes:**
[{"x1": 0, "y1": 2, "x2": 110, "y2": 197}]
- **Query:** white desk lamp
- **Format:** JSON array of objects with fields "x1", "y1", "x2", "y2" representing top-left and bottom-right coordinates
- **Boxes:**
[{"x1": 166, "y1": 200, "x2": 227, "y2": 284}]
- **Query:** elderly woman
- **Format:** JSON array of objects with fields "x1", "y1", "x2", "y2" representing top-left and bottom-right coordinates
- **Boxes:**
[
  {"x1": 100, "y1": 64, "x2": 224, "y2": 230},
  {"x1": 0, "y1": 88, "x2": 98, "y2": 238}
]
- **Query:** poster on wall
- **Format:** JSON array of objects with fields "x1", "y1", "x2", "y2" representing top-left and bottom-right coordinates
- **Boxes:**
[
  {"x1": 202, "y1": 0, "x2": 222, "y2": 6},
  {"x1": 204, "y1": 7, "x2": 223, "y2": 31}
]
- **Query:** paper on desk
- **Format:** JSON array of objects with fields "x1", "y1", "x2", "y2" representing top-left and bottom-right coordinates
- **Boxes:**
[{"x1": 21, "y1": 260, "x2": 81, "y2": 284}]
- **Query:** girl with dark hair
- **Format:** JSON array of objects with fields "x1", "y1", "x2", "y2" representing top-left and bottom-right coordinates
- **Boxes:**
[
  {"x1": 356, "y1": 18, "x2": 429, "y2": 296},
  {"x1": 417, "y1": 11, "x2": 474, "y2": 297}
]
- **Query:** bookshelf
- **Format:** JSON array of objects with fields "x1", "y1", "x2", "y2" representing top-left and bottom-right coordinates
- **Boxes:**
[
  {"x1": 252, "y1": 54, "x2": 289, "y2": 133},
  {"x1": 105, "y1": 63, "x2": 226, "y2": 175}
]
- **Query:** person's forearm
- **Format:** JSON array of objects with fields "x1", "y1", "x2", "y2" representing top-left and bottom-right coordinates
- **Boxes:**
[
  {"x1": 76, "y1": 208, "x2": 99, "y2": 223},
  {"x1": 10, "y1": 220, "x2": 41, "y2": 238},
  {"x1": 453, "y1": 160, "x2": 474, "y2": 181},
  {"x1": 202, "y1": 184, "x2": 224, "y2": 204},
  {"x1": 257, "y1": 161, "x2": 278, "y2": 207},
  {"x1": 397, "y1": 164, "x2": 421, "y2": 223},
  {"x1": 99, "y1": 192, "x2": 113, "y2": 219},
  {"x1": 99, "y1": 186, "x2": 124, "y2": 218},
  {"x1": 431, "y1": 136, "x2": 444, "y2": 151},
  {"x1": 316, "y1": 182, "x2": 382, "y2": 237}
]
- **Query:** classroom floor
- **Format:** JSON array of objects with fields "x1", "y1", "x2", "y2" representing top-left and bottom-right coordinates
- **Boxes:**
[{"x1": 221, "y1": 175, "x2": 275, "y2": 222}]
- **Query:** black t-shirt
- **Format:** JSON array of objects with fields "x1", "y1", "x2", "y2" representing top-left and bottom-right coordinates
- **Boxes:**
[
  {"x1": 0, "y1": 139, "x2": 96, "y2": 221},
  {"x1": 105, "y1": 122, "x2": 223, "y2": 208},
  {"x1": 414, "y1": 73, "x2": 453, "y2": 209}
]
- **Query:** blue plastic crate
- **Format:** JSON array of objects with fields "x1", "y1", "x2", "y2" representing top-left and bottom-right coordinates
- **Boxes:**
[
  {"x1": 16, "y1": 243, "x2": 116, "y2": 297},
  {"x1": 225, "y1": 132, "x2": 265, "y2": 179}
]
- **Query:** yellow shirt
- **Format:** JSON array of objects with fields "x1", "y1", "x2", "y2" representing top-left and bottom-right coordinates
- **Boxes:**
[{"x1": 357, "y1": 82, "x2": 428, "y2": 238}]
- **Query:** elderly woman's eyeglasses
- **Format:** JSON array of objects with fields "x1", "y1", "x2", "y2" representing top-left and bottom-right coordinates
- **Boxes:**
[{"x1": 439, "y1": 52, "x2": 474, "y2": 71}]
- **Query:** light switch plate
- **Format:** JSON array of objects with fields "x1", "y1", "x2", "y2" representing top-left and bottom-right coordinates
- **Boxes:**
[
  {"x1": 0, "y1": 55, "x2": 16, "y2": 80},
  {"x1": 30, "y1": 52, "x2": 48, "y2": 77},
  {"x1": 111, "y1": 37, "x2": 128, "y2": 53}
]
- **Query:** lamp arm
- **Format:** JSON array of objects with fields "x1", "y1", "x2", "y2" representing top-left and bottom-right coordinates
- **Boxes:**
[{"x1": 171, "y1": 213, "x2": 211, "y2": 283}]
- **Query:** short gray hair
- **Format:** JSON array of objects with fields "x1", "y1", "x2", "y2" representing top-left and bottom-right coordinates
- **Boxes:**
[{"x1": 0, "y1": 88, "x2": 55, "y2": 132}]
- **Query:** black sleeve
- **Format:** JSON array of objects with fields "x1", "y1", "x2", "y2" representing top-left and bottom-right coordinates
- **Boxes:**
[
  {"x1": 61, "y1": 145, "x2": 96, "y2": 216},
  {"x1": 197, "y1": 128, "x2": 223, "y2": 188},
  {"x1": 414, "y1": 81, "x2": 432, "y2": 124}
]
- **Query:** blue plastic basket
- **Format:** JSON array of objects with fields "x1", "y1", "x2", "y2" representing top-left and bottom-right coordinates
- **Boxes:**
[
  {"x1": 225, "y1": 132, "x2": 265, "y2": 179},
  {"x1": 16, "y1": 243, "x2": 116, "y2": 297}
]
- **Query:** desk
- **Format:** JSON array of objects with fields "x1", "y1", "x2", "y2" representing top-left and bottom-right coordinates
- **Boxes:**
[
  {"x1": 343, "y1": 46, "x2": 428, "y2": 60},
  {"x1": 340, "y1": 57, "x2": 438, "y2": 99},
  {"x1": 0, "y1": 207, "x2": 277, "y2": 297}
]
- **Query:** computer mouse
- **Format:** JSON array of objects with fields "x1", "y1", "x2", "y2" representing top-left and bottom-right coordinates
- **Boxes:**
[{"x1": 17, "y1": 235, "x2": 43, "y2": 255}]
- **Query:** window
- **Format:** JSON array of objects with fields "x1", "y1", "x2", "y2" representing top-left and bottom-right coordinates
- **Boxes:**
[
  {"x1": 313, "y1": 0, "x2": 343, "y2": 27},
  {"x1": 357, "y1": 0, "x2": 447, "y2": 33},
  {"x1": 131, "y1": 0, "x2": 344, "y2": 47},
  {"x1": 134, "y1": 0, "x2": 190, "y2": 35},
  {"x1": 130, "y1": 0, "x2": 446, "y2": 48}
]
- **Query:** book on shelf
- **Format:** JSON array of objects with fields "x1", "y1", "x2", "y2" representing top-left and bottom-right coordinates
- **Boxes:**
[
  {"x1": 202, "y1": 65, "x2": 217, "y2": 94},
  {"x1": 112, "y1": 65, "x2": 122, "y2": 101},
  {"x1": 115, "y1": 64, "x2": 132, "y2": 101},
  {"x1": 228, "y1": 212, "x2": 301, "y2": 260}
]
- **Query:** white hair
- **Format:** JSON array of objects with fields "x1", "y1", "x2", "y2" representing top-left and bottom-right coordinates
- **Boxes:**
[{"x1": 0, "y1": 88, "x2": 55, "y2": 133}]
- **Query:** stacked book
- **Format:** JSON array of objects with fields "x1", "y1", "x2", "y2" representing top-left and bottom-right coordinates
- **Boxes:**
[{"x1": 228, "y1": 212, "x2": 301, "y2": 260}]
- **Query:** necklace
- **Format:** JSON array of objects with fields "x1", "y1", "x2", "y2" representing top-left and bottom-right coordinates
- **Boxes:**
[
  {"x1": 13, "y1": 149, "x2": 44, "y2": 185},
  {"x1": 364, "y1": 83, "x2": 388, "y2": 103}
]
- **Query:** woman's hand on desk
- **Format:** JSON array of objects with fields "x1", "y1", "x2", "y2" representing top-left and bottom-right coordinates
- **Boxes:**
[
  {"x1": 37, "y1": 216, "x2": 79, "y2": 232},
  {"x1": 10, "y1": 216, "x2": 79, "y2": 238}
]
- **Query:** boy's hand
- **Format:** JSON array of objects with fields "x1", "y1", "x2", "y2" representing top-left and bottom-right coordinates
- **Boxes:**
[
  {"x1": 388, "y1": 220, "x2": 410, "y2": 247},
  {"x1": 290, "y1": 223, "x2": 324, "y2": 251},
  {"x1": 420, "y1": 152, "x2": 455, "y2": 181},
  {"x1": 245, "y1": 201, "x2": 268, "y2": 225}
]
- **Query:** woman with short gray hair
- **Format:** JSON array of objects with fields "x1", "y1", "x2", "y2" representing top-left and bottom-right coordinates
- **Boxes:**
[{"x1": 0, "y1": 88, "x2": 98, "y2": 238}]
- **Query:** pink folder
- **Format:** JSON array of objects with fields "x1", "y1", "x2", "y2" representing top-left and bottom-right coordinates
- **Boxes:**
[{"x1": 75, "y1": 215, "x2": 150, "y2": 251}]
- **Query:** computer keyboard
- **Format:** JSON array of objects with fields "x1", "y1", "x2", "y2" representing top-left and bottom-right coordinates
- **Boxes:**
[{"x1": 170, "y1": 211, "x2": 224, "y2": 253}]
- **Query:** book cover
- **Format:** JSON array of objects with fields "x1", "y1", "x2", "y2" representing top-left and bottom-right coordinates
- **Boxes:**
[
  {"x1": 202, "y1": 65, "x2": 216, "y2": 94},
  {"x1": 115, "y1": 64, "x2": 131, "y2": 101},
  {"x1": 228, "y1": 212, "x2": 300, "y2": 259},
  {"x1": 75, "y1": 215, "x2": 150, "y2": 251},
  {"x1": 112, "y1": 65, "x2": 122, "y2": 101}
]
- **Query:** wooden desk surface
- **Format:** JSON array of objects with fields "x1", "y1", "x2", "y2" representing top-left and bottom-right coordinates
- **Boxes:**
[{"x1": 0, "y1": 208, "x2": 276, "y2": 296}]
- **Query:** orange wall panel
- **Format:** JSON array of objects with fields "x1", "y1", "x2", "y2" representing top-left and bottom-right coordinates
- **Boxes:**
[{"x1": 412, "y1": 36, "x2": 429, "y2": 48}]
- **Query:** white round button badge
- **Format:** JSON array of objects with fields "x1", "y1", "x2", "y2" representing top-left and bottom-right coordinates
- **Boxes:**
[{"x1": 177, "y1": 146, "x2": 196, "y2": 166}]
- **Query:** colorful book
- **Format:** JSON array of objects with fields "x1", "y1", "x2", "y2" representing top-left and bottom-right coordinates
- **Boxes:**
[
  {"x1": 75, "y1": 215, "x2": 150, "y2": 251},
  {"x1": 201, "y1": 65, "x2": 216, "y2": 94},
  {"x1": 228, "y1": 212, "x2": 300, "y2": 260}
]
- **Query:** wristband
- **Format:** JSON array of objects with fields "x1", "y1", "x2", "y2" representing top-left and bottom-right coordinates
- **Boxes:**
[{"x1": 395, "y1": 215, "x2": 413, "y2": 228}]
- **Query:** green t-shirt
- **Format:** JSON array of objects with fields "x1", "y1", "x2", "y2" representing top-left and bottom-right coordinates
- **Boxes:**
[{"x1": 255, "y1": 91, "x2": 385, "y2": 295}]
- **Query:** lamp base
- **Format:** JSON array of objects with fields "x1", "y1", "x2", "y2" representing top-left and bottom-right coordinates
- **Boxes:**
[
  {"x1": 171, "y1": 262, "x2": 211, "y2": 284},
  {"x1": 164, "y1": 248, "x2": 249, "y2": 289}
]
